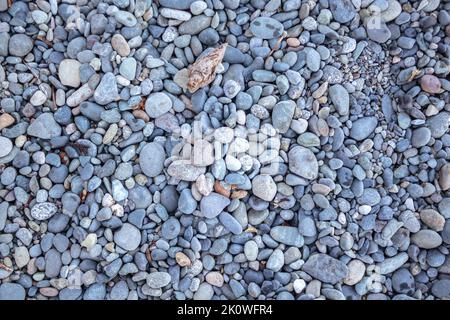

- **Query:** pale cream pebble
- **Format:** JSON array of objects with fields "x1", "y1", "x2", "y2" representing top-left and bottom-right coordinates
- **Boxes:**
[{"x1": 81, "y1": 233, "x2": 97, "y2": 250}]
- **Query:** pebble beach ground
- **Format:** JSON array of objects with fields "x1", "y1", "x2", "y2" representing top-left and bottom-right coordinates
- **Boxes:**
[{"x1": 0, "y1": 0, "x2": 450, "y2": 301}]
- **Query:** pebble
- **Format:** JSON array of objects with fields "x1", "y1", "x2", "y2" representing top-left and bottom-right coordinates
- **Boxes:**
[
  {"x1": 329, "y1": 84, "x2": 349, "y2": 116},
  {"x1": 0, "y1": 114, "x2": 15, "y2": 130},
  {"x1": 411, "y1": 230, "x2": 443, "y2": 249},
  {"x1": 421, "y1": 75, "x2": 442, "y2": 94},
  {"x1": 411, "y1": 127, "x2": 431, "y2": 147},
  {"x1": 119, "y1": 57, "x2": 137, "y2": 81},
  {"x1": 139, "y1": 142, "x2": 165, "y2": 177},
  {"x1": 59, "y1": 59, "x2": 81, "y2": 87},
  {"x1": 252, "y1": 175, "x2": 277, "y2": 202},
  {"x1": 94, "y1": 72, "x2": 119, "y2": 105},
  {"x1": 0, "y1": 283, "x2": 26, "y2": 300},
  {"x1": 114, "y1": 223, "x2": 141, "y2": 251},
  {"x1": 250, "y1": 17, "x2": 284, "y2": 39},
  {"x1": 350, "y1": 117, "x2": 378, "y2": 141},
  {"x1": 302, "y1": 254, "x2": 349, "y2": 284},
  {"x1": 380, "y1": 0, "x2": 402, "y2": 22},
  {"x1": 30, "y1": 202, "x2": 58, "y2": 221},
  {"x1": 272, "y1": 101, "x2": 296, "y2": 134},
  {"x1": 8, "y1": 34, "x2": 33, "y2": 57},
  {"x1": 392, "y1": 268, "x2": 415, "y2": 295},
  {"x1": 330, "y1": 0, "x2": 356, "y2": 23},
  {"x1": 288, "y1": 146, "x2": 319, "y2": 180},
  {"x1": 147, "y1": 272, "x2": 171, "y2": 289},
  {"x1": 367, "y1": 19, "x2": 391, "y2": 43},
  {"x1": 344, "y1": 260, "x2": 366, "y2": 285},
  {"x1": 0, "y1": 0, "x2": 448, "y2": 302},
  {"x1": 145, "y1": 92, "x2": 173, "y2": 118},
  {"x1": 161, "y1": 218, "x2": 181, "y2": 240},
  {"x1": 168, "y1": 160, "x2": 206, "y2": 181},
  {"x1": 27, "y1": 113, "x2": 62, "y2": 139},
  {"x1": 270, "y1": 226, "x2": 304, "y2": 247},
  {"x1": 111, "y1": 34, "x2": 130, "y2": 56},
  {"x1": 200, "y1": 193, "x2": 230, "y2": 219},
  {"x1": 0, "y1": 137, "x2": 12, "y2": 158},
  {"x1": 193, "y1": 283, "x2": 214, "y2": 300}
]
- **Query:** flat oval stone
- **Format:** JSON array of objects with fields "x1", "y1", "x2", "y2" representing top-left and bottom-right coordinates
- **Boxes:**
[
  {"x1": 139, "y1": 142, "x2": 165, "y2": 177},
  {"x1": 272, "y1": 101, "x2": 296, "y2": 134},
  {"x1": 270, "y1": 226, "x2": 304, "y2": 247},
  {"x1": 8, "y1": 34, "x2": 33, "y2": 57},
  {"x1": 0, "y1": 283, "x2": 26, "y2": 300},
  {"x1": 219, "y1": 211, "x2": 243, "y2": 235},
  {"x1": 380, "y1": 0, "x2": 402, "y2": 22},
  {"x1": 161, "y1": 218, "x2": 181, "y2": 240},
  {"x1": 31, "y1": 202, "x2": 58, "y2": 221},
  {"x1": 411, "y1": 127, "x2": 431, "y2": 148},
  {"x1": 147, "y1": 272, "x2": 171, "y2": 289},
  {"x1": 200, "y1": 192, "x2": 230, "y2": 218},
  {"x1": 0, "y1": 137, "x2": 13, "y2": 157},
  {"x1": 250, "y1": 17, "x2": 284, "y2": 39},
  {"x1": 27, "y1": 113, "x2": 62, "y2": 139},
  {"x1": 114, "y1": 223, "x2": 141, "y2": 251},
  {"x1": 330, "y1": 0, "x2": 356, "y2": 23},
  {"x1": 145, "y1": 92, "x2": 172, "y2": 118},
  {"x1": 288, "y1": 146, "x2": 318, "y2": 180},
  {"x1": 411, "y1": 230, "x2": 443, "y2": 249}
]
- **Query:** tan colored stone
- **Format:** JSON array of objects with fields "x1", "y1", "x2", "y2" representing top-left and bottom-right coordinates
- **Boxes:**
[
  {"x1": 0, "y1": 113, "x2": 15, "y2": 130},
  {"x1": 344, "y1": 259, "x2": 365, "y2": 285}
]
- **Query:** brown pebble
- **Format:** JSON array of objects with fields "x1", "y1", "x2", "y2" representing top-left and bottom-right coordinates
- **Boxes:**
[
  {"x1": 420, "y1": 75, "x2": 441, "y2": 94},
  {"x1": 0, "y1": 113, "x2": 15, "y2": 130},
  {"x1": 317, "y1": 118, "x2": 329, "y2": 136}
]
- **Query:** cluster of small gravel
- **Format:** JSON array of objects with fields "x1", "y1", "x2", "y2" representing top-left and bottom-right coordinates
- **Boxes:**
[{"x1": 1, "y1": 0, "x2": 450, "y2": 300}]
